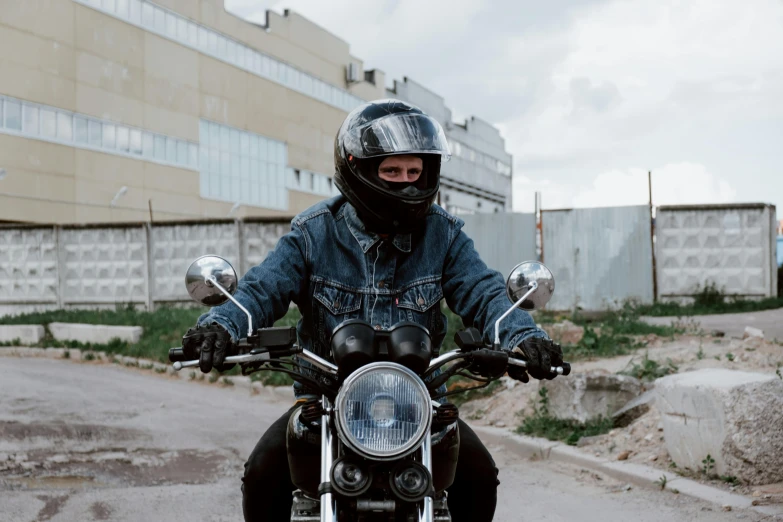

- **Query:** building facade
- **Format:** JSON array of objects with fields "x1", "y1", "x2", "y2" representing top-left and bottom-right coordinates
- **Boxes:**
[{"x1": 0, "y1": 0, "x2": 512, "y2": 224}]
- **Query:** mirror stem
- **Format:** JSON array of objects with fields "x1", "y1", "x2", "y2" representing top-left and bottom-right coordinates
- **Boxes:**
[
  {"x1": 494, "y1": 280, "x2": 538, "y2": 348},
  {"x1": 207, "y1": 275, "x2": 253, "y2": 337}
]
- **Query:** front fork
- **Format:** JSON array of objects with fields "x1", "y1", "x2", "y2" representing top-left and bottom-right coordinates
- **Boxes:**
[{"x1": 318, "y1": 395, "x2": 436, "y2": 522}]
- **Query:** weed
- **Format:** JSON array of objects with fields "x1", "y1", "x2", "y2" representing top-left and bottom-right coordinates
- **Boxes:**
[
  {"x1": 720, "y1": 475, "x2": 739, "y2": 485},
  {"x1": 620, "y1": 352, "x2": 678, "y2": 381},
  {"x1": 189, "y1": 371, "x2": 196, "y2": 381},
  {"x1": 208, "y1": 372, "x2": 219, "y2": 383},
  {"x1": 696, "y1": 341, "x2": 705, "y2": 360},
  {"x1": 62, "y1": 350, "x2": 70, "y2": 359},
  {"x1": 670, "y1": 488, "x2": 680, "y2": 494},
  {"x1": 637, "y1": 282, "x2": 783, "y2": 316},
  {"x1": 222, "y1": 377, "x2": 235, "y2": 386},
  {"x1": 84, "y1": 352, "x2": 95, "y2": 361},
  {"x1": 725, "y1": 352, "x2": 735, "y2": 362},
  {"x1": 565, "y1": 303, "x2": 681, "y2": 361},
  {"x1": 702, "y1": 454, "x2": 716, "y2": 475},
  {"x1": 516, "y1": 386, "x2": 613, "y2": 445},
  {"x1": 140, "y1": 363, "x2": 153, "y2": 370},
  {"x1": 656, "y1": 475, "x2": 668, "y2": 490},
  {"x1": 608, "y1": 442, "x2": 617, "y2": 453},
  {"x1": 669, "y1": 462, "x2": 677, "y2": 469},
  {"x1": 154, "y1": 367, "x2": 166, "y2": 374},
  {"x1": 777, "y1": 365, "x2": 782, "y2": 380},
  {"x1": 714, "y1": 355, "x2": 721, "y2": 361}
]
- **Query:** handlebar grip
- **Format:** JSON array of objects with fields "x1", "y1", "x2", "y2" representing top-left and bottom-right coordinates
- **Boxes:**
[
  {"x1": 560, "y1": 362, "x2": 571, "y2": 376},
  {"x1": 168, "y1": 347, "x2": 186, "y2": 362}
]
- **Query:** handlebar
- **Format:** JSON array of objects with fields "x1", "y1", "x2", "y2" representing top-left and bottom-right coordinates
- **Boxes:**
[
  {"x1": 170, "y1": 345, "x2": 339, "y2": 375},
  {"x1": 507, "y1": 357, "x2": 571, "y2": 376}
]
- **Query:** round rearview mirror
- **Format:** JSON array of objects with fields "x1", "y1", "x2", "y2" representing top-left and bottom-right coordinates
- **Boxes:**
[
  {"x1": 185, "y1": 255, "x2": 238, "y2": 307},
  {"x1": 505, "y1": 261, "x2": 555, "y2": 311}
]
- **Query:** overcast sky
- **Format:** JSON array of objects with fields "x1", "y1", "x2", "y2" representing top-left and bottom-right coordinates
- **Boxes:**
[{"x1": 225, "y1": 0, "x2": 783, "y2": 219}]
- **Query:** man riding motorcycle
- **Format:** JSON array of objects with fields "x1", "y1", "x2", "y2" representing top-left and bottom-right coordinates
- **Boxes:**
[{"x1": 182, "y1": 99, "x2": 564, "y2": 521}]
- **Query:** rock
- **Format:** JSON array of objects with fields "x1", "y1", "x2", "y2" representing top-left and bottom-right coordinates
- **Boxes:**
[
  {"x1": 742, "y1": 327, "x2": 764, "y2": 339},
  {"x1": 543, "y1": 372, "x2": 643, "y2": 423},
  {"x1": 648, "y1": 455, "x2": 658, "y2": 462},
  {"x1": 722, "y1": 505, "x2": 732, "y2": 512},
  {"x1": 0, "y1": 325, "x2": 45, "y2": 344},
  {"x1": 644, "y1": 433, "x2": 654, "y2": 442},
  {"x1": 612, "y1": 389, "x2": 656, "y2": 428},
  {"x1": 617, "y1": 450, "x2": 631, "y2": 461},
  {"x1": 656, "y1": 369, "x2": 783, "y2": 485},
  {"x1": 494, "y1": 421, "x2": 506, "y2": 428},
  {"x1": 711, "y1": 330, "x2": 726, "y2": 338},
  {"x1": 49, "y1": 323, "x2": 143, "y2": 344},
  {"x1": 576, "y1": 435, "x2": 603, "y2": 447},
  {"x1": 623, "y1": 484, "x2": 632, "y2": 491},
  {"x1": 547, "y1": 320, "x2": 584, "y2": 345}
]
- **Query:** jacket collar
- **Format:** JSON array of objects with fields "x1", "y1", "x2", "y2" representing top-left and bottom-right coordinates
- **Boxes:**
[{"x1": 342, "y1": 203, "x2": 412, "y2": 253}]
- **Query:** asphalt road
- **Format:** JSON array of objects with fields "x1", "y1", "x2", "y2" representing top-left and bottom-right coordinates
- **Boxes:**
[
  {"x1": 642, "y1": 308, "x2": 783, "y2": 340},
  {"x1": 0, "y1": 357, "x2": 777, "y2": 522}
]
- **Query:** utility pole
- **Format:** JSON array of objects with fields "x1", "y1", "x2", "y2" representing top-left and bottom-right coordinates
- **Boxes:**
[{"x1": 649, "y1": 171, "x2": 658, "y2": 302}]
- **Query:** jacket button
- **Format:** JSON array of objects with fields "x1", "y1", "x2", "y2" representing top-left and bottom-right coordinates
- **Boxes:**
[
  {"x1": 377, "y1": 280, "x2": 385, "y2": 288},
  {"x1": 417, "y1": 297, "x2": 425, "y2": 306},
  {"x1": 375, "y1": 324, "x2": 382, "y2": 330},
  {"x1": 334, "y1": 300, "x2": 340, "y2": 309}
]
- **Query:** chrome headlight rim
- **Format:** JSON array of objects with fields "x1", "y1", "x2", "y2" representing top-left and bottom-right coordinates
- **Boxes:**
[{"x1": 335, "y1": 361, "x2": 432, "y2": 461}]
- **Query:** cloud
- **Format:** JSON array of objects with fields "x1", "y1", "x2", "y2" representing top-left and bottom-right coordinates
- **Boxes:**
[
  {"x1": 225, "y1": 0, "x2": 783, "y2": 218},
  {"x1": 573, "y1": 163, "x2": 737, "y2": 208}
]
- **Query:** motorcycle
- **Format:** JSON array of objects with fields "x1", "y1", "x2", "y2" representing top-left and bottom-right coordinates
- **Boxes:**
[{"x1": 169, "y1": 256, "x2": 570, "y2": 522}]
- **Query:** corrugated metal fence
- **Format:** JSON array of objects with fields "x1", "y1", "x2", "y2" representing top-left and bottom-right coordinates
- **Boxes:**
[
  {"x1": 0, "y1": 204, "x2": 776, "y2": 315},
  {"x1": 542, "y1": 206, "x2": 655, "y2": 311}
]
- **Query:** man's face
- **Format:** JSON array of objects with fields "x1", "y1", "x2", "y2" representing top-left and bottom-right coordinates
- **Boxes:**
[{"x1": 377, "y1": 155, "x2": 423, "y2": 183}]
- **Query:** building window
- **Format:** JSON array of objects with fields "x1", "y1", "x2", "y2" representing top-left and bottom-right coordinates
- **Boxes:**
[
  {"x1": 73, "y1": 0, "x2": 365, "y2": 113},
  {"x1": 0, "y1": 94, "x2": 198, "y2": 170},
  {"x1": 200, "y1": 120, "x2": 288, "y2": 210}
]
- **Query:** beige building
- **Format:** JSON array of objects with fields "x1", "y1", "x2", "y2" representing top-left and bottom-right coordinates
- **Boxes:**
[{"x1": 0, "y1": 0, "x2": 512, "y2": 224}]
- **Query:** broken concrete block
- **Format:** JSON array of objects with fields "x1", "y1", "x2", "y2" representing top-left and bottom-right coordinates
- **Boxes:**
[
  {"x1": 612, "y1": 389, "x2": 656, "y2": 428},
  {"x1": 0, "y1": 325, "x2": 45, "y2": 344},
  {"x1": 656, "y1": 369, "x2": 783, "y2": 485},
  {"x1": 742, "y1": 327, "x2": 764, "y2": 339},
  {"x1": 48, "y1": 323, "x2": 143, "y2": 344},
  {"x1": 541, "y1": 372, "x2": 643, "y2": 423}
]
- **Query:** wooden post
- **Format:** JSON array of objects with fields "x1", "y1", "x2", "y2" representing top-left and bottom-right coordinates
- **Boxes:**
[{"x1": 649, "y1": 171, "x2": 658, "y2": 302}]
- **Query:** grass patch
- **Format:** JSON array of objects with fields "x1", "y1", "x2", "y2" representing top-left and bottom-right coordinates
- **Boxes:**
[
  {"x1": 637, "y1": 281, "x2": 783, "y2": 316},
  {"x1": 0, "y1": 304, "x2": 302, "y2": 366},
  {"x1": 619, "y1": 352, "x2": 678, "y2": 381},
  {"x1": 516, "y1": 387, "x2": 613, "y2": 445},
  {"x1": 564, "y1": 303, "x2": 682, "y2": 361}
]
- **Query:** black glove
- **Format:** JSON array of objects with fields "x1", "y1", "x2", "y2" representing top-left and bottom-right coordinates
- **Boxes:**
[
  {"x1": 512, "y1": 337, "x2": 563, "y2": 381},
  {"x1": 182, "y1": 323, "x2": 236, "y2": 374}
]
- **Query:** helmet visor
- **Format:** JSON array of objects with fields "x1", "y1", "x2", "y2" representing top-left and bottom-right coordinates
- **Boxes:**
[{"x1": 344, "y1": 113, "x2": 451, "y2": 161}]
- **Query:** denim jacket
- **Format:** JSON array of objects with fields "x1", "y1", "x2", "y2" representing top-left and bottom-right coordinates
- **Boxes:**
[{"x1": 199, "y1": 196, "x2": 547, "y2": 398}]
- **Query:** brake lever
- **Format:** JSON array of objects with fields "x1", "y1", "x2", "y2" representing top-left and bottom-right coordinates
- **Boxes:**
[{"x1": 172, "y1": 351, "x2": 271, "y2": 371}]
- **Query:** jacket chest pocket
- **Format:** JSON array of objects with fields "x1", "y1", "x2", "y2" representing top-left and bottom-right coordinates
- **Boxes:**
[
  {"x1": 397, "y1": 281, "x2": 444, "y2": 332},
  {"x1": 313, "y1": 282, "x2": 363, "y2": 345}
]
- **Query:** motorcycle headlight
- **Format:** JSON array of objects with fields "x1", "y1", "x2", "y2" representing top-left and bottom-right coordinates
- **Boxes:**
[{"x1": 335, "y1": 362, "x2": 432, "y2": 460}]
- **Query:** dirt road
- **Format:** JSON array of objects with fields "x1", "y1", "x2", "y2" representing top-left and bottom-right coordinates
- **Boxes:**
[{"x1": 1, "y1": 357, "x2": 777, "y2": 522}]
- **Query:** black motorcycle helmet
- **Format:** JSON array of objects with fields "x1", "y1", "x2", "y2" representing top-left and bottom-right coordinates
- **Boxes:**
[{"x1": 334, "y1": 99, "x2": 451, "y2": 234}]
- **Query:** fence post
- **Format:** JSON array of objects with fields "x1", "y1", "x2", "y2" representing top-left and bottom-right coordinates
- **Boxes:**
[
  {"x1": 237, "y1": 219, "x2": 246, "y2": 277},
  {"x1": 54, "y1": 226, "x2": 63, "y2": 309},
  {"x1": 648, "y1": 171, "x2": 658, "y2": 302},
  {"x1": 144, "y1": 222, "x2": 154, "y2": 312}
]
